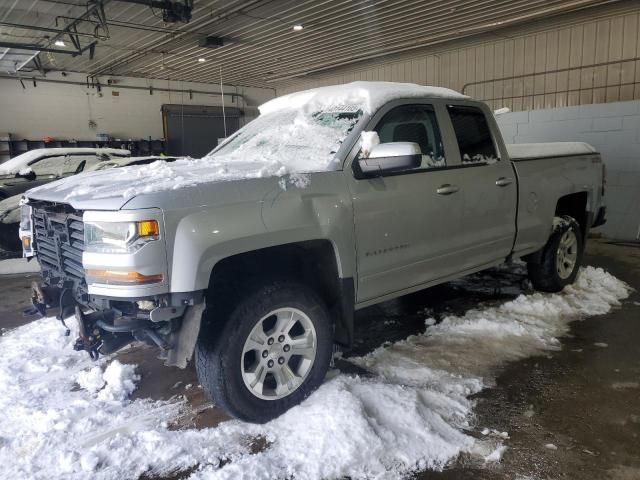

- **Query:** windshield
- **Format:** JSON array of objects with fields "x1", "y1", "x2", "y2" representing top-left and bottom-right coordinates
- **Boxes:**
[{"x1": 208, "y1": 107, "x2": 362, "y2": 172}]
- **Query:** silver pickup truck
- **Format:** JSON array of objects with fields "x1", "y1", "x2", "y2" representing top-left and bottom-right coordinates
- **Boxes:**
[{"x1": 20, "y1": 82, "x2": 606, "y2": 423}]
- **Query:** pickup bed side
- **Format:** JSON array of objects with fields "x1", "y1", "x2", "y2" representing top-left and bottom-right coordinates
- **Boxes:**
[{"x1": 511, "y1": 152, "x2": 603, "y2": 258}]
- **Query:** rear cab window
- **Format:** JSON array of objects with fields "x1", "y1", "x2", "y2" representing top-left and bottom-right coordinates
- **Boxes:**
[{"x1": 447, "y1": 105, "x2": 499, "y2": 164}]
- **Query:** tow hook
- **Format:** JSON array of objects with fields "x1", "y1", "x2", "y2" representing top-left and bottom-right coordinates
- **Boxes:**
[{"x1": 73, "y1": 306, "x2": 103, "y2": 360}]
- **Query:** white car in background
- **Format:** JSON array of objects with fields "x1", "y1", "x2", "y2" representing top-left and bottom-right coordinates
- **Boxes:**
[
  {"x1": 0, "y1": 148, "x2": 131, "y2": 200},
  {"x1": 0, "y1": 155, "x2": 175, "y2": 254}
]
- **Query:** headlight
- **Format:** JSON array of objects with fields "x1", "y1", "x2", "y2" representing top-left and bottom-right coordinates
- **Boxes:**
[
  {"x1": 19, "y1": 201, "x2": 34, "y2": 257},
  {"x1": 19, "y1": 204, "x2": 31, "y2": 231},
  {"x1": 84, "y1": 219, "x2": 160, "y2": 254}
]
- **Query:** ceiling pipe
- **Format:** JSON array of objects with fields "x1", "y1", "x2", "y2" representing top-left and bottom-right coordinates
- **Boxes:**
[
  {"x1": 0, "y1": 21, "x2": 100, "y2": 39},
  {"x1": 89, "y1": 0, "x2": 265, "y2": 77},
  {"x1": 0, "y1": 74, "x2": 244, "y2": 100}
]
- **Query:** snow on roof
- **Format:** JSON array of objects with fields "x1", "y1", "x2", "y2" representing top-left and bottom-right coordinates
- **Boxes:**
[
  {"x1": 506, "y1": 142, "x2": 597, "y2": 160},
  {"x1": 259, "y1": 81, "x2": 467, "y2": 115},
  {"x1": 0, "y1": 148, "x2": 130, "y2": 175}
]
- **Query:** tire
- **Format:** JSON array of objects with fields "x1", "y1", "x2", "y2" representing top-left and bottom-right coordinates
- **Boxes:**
[
  {"x1": 527, "y1": 215, "x2": 583, "y2": 293},
  {"x1": 195, "y1": 281, "x2": 333, "y2": 423}
]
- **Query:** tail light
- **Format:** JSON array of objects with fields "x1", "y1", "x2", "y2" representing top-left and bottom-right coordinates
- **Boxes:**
[{"x1": 601, "y1": 163, "x2": 606, "y2": 196}]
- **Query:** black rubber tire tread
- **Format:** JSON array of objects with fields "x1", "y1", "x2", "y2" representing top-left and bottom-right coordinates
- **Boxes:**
[
  {"x1": 527, "y1": 215, "x2": 583, "y2": 293},
  {"x1": 195, "y1": 281, "x2": 333, "y2": 423}
]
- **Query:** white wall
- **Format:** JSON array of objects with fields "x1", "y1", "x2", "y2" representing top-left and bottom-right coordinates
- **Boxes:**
[
  {"x1": 0, "y1": 72, "x2": 275, "y2": 141},
  {"x1": 497, "y1": 100, "x2": 640, "y2": 240}
]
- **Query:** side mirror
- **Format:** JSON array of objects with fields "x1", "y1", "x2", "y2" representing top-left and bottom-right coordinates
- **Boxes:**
[{"x1": 355, "y1": 142, "x2": 422, "y2": 178}]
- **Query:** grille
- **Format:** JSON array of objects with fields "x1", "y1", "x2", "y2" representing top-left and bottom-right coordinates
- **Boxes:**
[{"x1": 32, "y1": 203, "x2": 86, "y2": 287}]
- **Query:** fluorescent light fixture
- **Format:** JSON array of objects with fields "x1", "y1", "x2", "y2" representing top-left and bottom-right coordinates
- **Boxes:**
[
  {"x1": 54, "y1": 40, "x2": 66, "y2": 47},
  {"x1": 292, "y1": 24, "x2": 303, "y2": 31},
  {"x1": 198, "y1": 57, "x2": 206, "y2": 62}
]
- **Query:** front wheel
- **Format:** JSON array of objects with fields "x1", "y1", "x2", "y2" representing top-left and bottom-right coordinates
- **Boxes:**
[
  {"x1": 195, "y1": 281, "x2": 333, "y2": 423},
  {"x1": 527, "y1": 215, "x2": 583, "y2": 292}
]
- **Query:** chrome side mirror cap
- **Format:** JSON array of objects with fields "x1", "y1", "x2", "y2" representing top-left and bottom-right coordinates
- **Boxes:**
[{"x1": 356, "y1": 142, "x2": 422, "y2": 178}]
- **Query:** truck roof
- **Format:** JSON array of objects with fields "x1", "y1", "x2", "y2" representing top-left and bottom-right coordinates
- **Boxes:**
[{"x1": 259, "y1": 81, "x2": 468, "y2": 116}]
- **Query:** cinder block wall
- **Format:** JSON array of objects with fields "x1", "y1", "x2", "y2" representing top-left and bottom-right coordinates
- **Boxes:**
[{"x1": 496, "y1": 101, "x2": 640, "y2": 240}]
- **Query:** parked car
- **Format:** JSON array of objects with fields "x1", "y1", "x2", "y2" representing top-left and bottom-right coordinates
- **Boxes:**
[
  {"x1": 0, "y1": 148, "x2": 130, "y2": 199},
  {"x1": 20, "y1": 82, "x2": 606, "y2": 423},
  {"x1": 0, "y1": 156, "x2": 173, "y2": 253}
]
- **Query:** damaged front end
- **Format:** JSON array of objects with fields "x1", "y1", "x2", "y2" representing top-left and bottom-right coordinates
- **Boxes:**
[{"x1": 23, "y1": 199, "x2": 204, "y2": 367}]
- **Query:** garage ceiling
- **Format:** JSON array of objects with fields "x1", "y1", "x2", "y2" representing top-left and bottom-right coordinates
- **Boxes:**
[{"x1": 0, "y1": 0, "x2": 623, "y2": 88}]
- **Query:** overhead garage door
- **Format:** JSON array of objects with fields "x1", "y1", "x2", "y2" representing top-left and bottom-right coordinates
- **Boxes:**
[{"x1": 162, "y1": 104, "x2": 242, "y2": 158}]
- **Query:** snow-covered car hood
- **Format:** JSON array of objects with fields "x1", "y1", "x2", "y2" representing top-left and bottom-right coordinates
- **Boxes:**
[
  {"x1": 0, "y1": 148, "x2": 130, "y2": 175},
  {"x1": 24, "y1": 156, "x2": 306, "y2": 211}
]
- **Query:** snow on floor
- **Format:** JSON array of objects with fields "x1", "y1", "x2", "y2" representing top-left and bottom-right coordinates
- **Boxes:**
[
  {"x1": 0, "y1": 257, "x2": 40, "y2": 274},
  {"x1": 0, "y1": 266, "x2": 630, "y2": 480}
]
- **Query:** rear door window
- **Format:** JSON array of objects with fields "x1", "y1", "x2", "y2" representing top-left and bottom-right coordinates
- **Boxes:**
[{"x1": 447, "y1": 105, "x2": 498, "y2": 164}]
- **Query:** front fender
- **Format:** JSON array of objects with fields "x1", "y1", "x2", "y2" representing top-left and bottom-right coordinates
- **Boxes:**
[{"x1": 166, "y1": 172, "x2": 355, "y2": 293}]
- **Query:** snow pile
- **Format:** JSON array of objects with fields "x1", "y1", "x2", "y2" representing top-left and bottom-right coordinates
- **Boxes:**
[
  {"x1": 359, "y1": 130, "x2": 380, "y2": 157},
  {"x1": 353, "y1": 267, "x2": 629, "y2": 387},
  {"x1": 0, "y1": 266, "x2": 630, "y2": 479},
  {"x1": 260, "y1": 81, "x2": 467, "y2": 116},
  {"x1": 507, "y1": 142, "x2": 597, "y2": 160},
  {"x1": 76, "y1": 361, "x2": 140, "y2": 402}
]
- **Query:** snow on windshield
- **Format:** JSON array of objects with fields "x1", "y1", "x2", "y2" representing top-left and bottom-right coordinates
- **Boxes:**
[
  {"x1": 30, "y1": 108, "x2": 362, "y2": 201},
  {"x1": 210, "y1": 107, "x2": 362, "y2": 170}
]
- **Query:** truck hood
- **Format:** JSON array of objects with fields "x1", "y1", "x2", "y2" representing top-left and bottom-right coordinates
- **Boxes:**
[{"x1": 25, "y1": 156, "x2": 311, "y2": 211}]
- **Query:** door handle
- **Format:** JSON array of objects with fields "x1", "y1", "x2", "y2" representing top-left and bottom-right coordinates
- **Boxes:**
[
  {"x1": 436, "y1": 184, "x2": 460, "y2": 195},
  {"x1": 495, "y1": 177, "x2": 513, "y2": 187}
]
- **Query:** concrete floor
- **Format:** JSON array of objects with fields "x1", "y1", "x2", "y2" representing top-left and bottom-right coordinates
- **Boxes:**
[{"x1": 1, "y1": 238, "x2": 639, "y2": 479}]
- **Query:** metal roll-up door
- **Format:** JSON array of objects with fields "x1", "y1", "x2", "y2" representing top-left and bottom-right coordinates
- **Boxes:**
[{"x1": 161, "y1": 104, "x2": 242, "y2": 158}]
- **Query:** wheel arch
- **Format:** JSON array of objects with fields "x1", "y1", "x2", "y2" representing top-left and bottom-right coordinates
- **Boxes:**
[
  {"x1": 554, "y1": 191, "x2": 590, "y2": 241},
  {"x1": 523, "y1": 192, "x2": 589, "y2": 265},
  {"x1": 204, "y1": 240, "x2": 355, "y2": 347}
]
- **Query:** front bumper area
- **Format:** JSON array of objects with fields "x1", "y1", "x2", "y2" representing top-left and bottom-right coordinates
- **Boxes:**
[{"x1": 28, "y1": 282, "x2": 203, "y2": 361}]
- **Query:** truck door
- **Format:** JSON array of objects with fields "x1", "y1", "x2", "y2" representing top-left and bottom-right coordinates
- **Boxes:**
[
  {"x1": 347, "y1": 102, "x2": 468, "y2": 304},
  {"x1": 443, "y1": 104, "x2": 517, "y2": 269}
]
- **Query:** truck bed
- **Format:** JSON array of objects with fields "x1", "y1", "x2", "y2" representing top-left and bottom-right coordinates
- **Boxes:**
[
  {"x1": 507, "y1": 142, "x2": 596, "y2": 161},
  {"x1": 508, "y1": 142, "x2": 604, "y2": 258}
]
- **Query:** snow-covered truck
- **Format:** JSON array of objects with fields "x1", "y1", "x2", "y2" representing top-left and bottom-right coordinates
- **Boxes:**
[{"x1": 20, "y1": 82, "x2": 606, "y2": 422}]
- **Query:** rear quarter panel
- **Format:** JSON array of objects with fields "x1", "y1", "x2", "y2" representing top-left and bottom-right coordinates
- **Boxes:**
[{"x1": 512, "y1": 153, "x2": 603, "y2": 256}]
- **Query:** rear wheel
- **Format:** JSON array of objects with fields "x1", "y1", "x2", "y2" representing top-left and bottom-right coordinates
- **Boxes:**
[
  {"x1": 195, "y1": 281, "x2": 333, "y2": 423},
  {"x1": 527, "y1": 215, "x2": 583, "y2": 292}
]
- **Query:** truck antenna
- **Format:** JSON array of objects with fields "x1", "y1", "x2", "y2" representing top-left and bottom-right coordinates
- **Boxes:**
[{"x1": 220, "y1": 66, "x2": 227, "y2": 138}]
